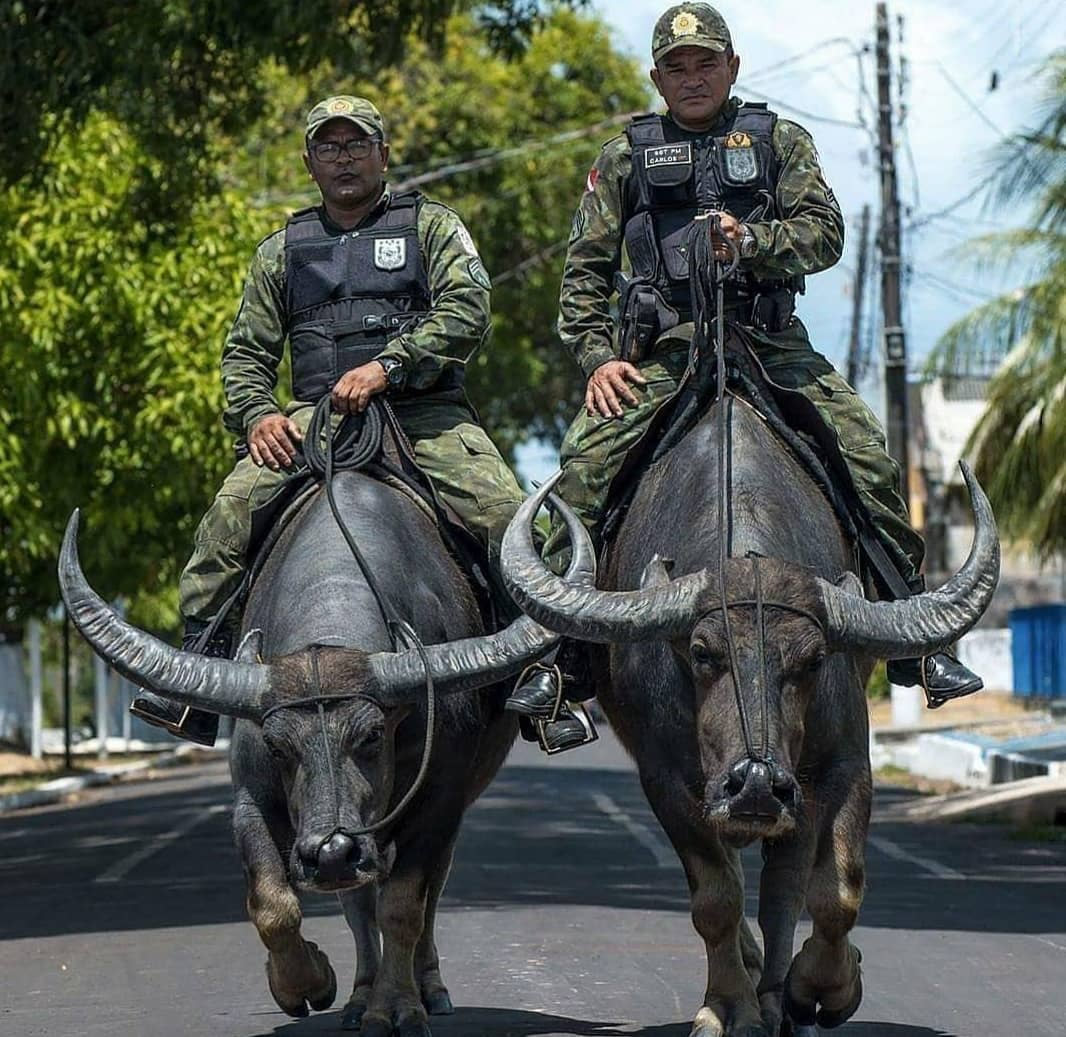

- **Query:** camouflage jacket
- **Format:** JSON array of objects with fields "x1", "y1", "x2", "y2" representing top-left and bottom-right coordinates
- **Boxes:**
[
  {"x1": 559, "y1": 97, "x2": 845, "y2": 377},
  {"x1": 221, "y1": 189, "x2": 491, "y2": 437}
]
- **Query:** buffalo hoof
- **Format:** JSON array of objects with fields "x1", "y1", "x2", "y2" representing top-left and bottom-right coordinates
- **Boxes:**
[
  {"x1": 778, "y1": 1021, "x2": 817, "y2": 1037},
  {"x1": 783, "y1": 948, "x2": 862, "y2": 1031},
  {"x1": 360, "y1": 1007, "x2": 431, "y2": 1037},
  {"x1": 266, "y1": 941, "x2": 337, "y2": 1018},
  {"x1": 422, "y1": 989, "x2": 454, "y2": 1015}
]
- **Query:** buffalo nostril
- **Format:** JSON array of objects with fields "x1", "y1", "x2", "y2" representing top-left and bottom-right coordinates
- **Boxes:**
[
  {"x1": 726, "y1": 759, "x2": 750, "y2": 795},
  {"x1": 317, "y1": 833, "x2": 357, "y2": 872}
]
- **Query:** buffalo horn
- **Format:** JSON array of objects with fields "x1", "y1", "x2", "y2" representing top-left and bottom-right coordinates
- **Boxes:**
[
  {"x1": 817, "y1": 461, "x2": 1000, "y2": 658},
  {"x1": 500, "y1": 476, "x2": 716, "y2": 641},
  {"x1": 58, "y1": 511, "x2": 273, "y2": 719},
  {"x1": 367, "y1": 475, "x2": 598, "y2": 701}
]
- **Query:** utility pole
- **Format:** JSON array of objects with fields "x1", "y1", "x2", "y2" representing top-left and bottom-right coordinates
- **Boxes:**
[
  {"x1": 875, "y1": 1, "x2": 910, "y2": 509},
  {"x1": 847, "y1": 204, "x2": 871, "y2": 387}
]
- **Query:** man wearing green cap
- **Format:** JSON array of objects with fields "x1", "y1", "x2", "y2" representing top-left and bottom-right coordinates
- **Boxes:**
[
  {"x1": 132, "y1": 95, "x2": 532, "y2": 744},
  {"x1": 506, "y1": 2, "x2": 982, "y2": 718}
]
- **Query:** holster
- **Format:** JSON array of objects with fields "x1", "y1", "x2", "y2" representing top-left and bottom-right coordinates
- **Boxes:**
[
  {"x1": 615, "y1": 272, "x2": 679, "y2": 365},
  {"x1": 746, "y1": 288, "x2": 796, "y2": 333}
]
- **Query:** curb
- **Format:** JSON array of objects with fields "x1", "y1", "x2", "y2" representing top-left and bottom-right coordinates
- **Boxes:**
[
  {"x1": 0, "y1": 743, "x2": 229, "y2": 814},
  {"x1": 876, "y1": 773, "x2": 1066, "y2": 825}
]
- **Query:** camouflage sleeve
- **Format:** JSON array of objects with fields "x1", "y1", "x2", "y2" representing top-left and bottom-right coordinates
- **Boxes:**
[
  {"x1": 557, "y1": 135, "x2": 630, "y2": 378},
  {"x1": 376, "y1": 200, "x2": 491, "y2": 392},
  {"x1": 744, "y1": 119, "x2": 844, "y2": 279},
  {"x1": 220, "y1": 230, "x2": 287, "y2": 438}
]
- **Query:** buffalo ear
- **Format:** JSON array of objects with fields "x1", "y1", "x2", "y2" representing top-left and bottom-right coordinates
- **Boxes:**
[
  {"x1": 235, "y1": 630, "x2": 264, "y2": 664},
  {"x1": 640, "y1": 554, "x2": 675, "y2": 589}
]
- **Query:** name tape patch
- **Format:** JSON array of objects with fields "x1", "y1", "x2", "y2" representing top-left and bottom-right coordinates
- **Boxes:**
[{"x1": 644, "y1": 142, "x2": 692, "y2": 169}]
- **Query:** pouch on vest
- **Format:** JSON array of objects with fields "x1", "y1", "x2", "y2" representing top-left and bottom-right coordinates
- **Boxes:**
[{"x1": 615, "y1": 271, "x2": 680, "y2": 365}]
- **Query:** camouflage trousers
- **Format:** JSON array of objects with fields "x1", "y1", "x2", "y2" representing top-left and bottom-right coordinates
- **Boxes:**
[
  {"x1": 543, "y1": 321, "x2": 925, "y2": 586},
  {"x1": 179, "y1": 396, "x2": 526, "y2": 623}
]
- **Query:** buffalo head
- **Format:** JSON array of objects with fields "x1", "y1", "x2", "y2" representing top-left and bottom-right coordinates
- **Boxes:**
[
  {"x1": 501, "y1": 464, "x2": 1000, "y2": 843},
  {"x1": 58, "y1": 502, "x2": 596, "y2": 891}
]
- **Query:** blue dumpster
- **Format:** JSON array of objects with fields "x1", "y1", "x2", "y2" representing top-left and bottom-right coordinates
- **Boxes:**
[{"x1": 1009, "y1": 604, "x2": 1066, "y2": 699}]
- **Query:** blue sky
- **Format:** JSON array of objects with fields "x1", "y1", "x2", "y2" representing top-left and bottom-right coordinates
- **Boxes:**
[{"x1": 515, "y1": 0, "x2": 1064, "y2": 485}]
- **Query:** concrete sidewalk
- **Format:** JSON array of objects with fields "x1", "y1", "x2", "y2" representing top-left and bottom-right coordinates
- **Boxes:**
[{"x1": 0, "y1": 742, "x2": 228, "y2": 813}]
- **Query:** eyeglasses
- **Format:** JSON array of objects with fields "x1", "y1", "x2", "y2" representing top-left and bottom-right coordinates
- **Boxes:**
[{"x1": 309, "y1": 138, "x2": 379, "y2": 163}]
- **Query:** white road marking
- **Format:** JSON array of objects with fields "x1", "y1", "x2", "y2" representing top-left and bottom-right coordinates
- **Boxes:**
[
  {"x1": 590, "y1": 791, "x2": 676, "y2": 869},
  {"x1": 94, "y1": 803, "x2": 228, "y2": 884},
  {"x1": 867, "y1": 834, "x2": 964, "y2": 881}
]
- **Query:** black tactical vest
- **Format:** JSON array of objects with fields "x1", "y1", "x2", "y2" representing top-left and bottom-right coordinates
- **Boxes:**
[
  {"x1": 623, "y1": 103, "x2": 802, "y2": 317},
  {"x1": 285, "y1": 191, "x2": 430, "y2": 402}
]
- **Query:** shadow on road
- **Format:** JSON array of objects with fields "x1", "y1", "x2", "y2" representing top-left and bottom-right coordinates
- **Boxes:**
[
  {"x1": 1, "y1": 759, "x2": 1063, "y2": 944},
  {"x1": 262, "y1": 1008, "x2": 958, "y2": 1037}
]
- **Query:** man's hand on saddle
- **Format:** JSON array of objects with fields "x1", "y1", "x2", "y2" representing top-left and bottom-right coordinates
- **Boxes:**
[
  {"x1": 331, "y1": 361, "x2": 388, "y2": 416},
  {"x1": 586, "y1": 360, "x2": 648, "y2": 419},
  {"x1": 248, "y1": 414, "x2": 303, "y2": 471},
  {"x1": 706, "y1": 210, "x2": 745, "y2": 263}
]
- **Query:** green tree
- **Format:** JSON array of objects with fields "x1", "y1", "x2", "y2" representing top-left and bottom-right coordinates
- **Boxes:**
[
  {"x1": 926, "y1": 52, "x2": 1065, "y2": 557},
  {"x1": 0, "y1": 1, "x2": 581, "y2": 205},
  {"x1": 1, "y1": 8, "x2": 649, "y2": 627}
]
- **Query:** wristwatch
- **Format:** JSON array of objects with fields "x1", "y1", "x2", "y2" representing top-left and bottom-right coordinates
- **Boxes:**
[
  {"x1": 739, "y1": 224, "x2": 758, "y2": 260},
  {"x1": 377, "y1": 356, "x2": 406, "y2": 391}
]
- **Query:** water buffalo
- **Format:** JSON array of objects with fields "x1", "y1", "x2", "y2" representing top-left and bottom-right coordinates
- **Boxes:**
[
  {"x1": 59, "y1": 469, "x2": 592, "y2": 1036},
  {"x1": 502, "y1": 395, "x2": 999, "y2": 1037}
]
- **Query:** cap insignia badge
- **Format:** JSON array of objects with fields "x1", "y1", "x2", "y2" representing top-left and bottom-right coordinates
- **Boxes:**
[{"x1": 671, "y1": 11, "x2": 699, "y2": 36}]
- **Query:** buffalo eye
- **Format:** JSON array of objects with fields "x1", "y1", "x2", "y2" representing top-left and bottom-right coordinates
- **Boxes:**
[
  {"x1": 689, "y1": 640, "x2": 723, "y2": 670},
  {"x1": 353, "y1": 727, "x2": 385, "y2": 755}
]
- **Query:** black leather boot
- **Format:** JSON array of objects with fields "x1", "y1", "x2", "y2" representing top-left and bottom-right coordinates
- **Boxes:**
[
  {"x1": 887, "y1": 651, "x2": 983, "y2": 709},
  {"x1": 507, "y1": 642, "x2": 598, "y2": 754},
  {"x1": 506, "y1": 640, "x2": 594, "y2": 718},
  {"x1": 129, "y1": 620, "x2": 227, "y2": 746}
]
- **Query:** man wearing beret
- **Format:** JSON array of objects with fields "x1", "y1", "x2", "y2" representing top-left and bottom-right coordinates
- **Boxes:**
[
  {"x1": 507, "y1": 3, "x2": 982, "y2": 718},
  {"x1": 133, "y1": 96, "x2": 533, "y2": 745}
]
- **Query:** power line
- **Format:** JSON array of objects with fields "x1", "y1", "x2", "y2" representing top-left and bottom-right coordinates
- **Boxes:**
[
  {"x1": 742, "y1": 37, "x2": 860, "y2": 84},
  {"x1": 393, "y1": 111, "x2": 644, "y2": 193},
  {"x1": 740, "y1": 86, "x2": 864, "y2": 129},
  {"x1": 493, "y1": 239, "x2": 569, "y2": 285},
  {"x1": 935, "y1": 61, "x2": 1005, "y2": 137}
]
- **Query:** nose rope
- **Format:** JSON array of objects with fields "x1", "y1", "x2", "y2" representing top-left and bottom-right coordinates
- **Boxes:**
[
  {"x1": 696, "y1": 215, "x2": 760, "y2": 763},
  {"x1": 310, "y1": 647, "x2": 343, "y2": 834},
  {"x1": 751, "y1": 554, "x2": 770, "y2": 762}
]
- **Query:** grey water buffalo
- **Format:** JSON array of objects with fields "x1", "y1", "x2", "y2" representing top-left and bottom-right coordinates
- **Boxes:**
[
  {"x1": 502, "y1": 396, "x2": 999, "y2": 1037},
  {"x1": 59, "y1": 470, "x2": 592, "y2": 1036}
]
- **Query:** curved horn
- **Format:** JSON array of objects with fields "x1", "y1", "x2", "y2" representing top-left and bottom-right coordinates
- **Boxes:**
[
  {"x1": 58, "y1": 511, "x2": 273, "y2": 719},
  {"x1": 500, "y1": 475, "x2": 716, "y2": 642},
  {"x1": 367, "y1": 475, "x2": 598, "y2": 701},
  {"x1": 817, "y1": 462, "x2": 1000, "y2": 658}
]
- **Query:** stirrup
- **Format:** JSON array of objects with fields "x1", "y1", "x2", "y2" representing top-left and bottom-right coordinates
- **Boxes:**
[{"x1": 529, "y1": 702, "x2": 599, "y2": 755}]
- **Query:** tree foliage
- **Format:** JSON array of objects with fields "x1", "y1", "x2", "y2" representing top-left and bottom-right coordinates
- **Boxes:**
[
  {"x1": 1, "y1": 8, "x2": 649, "y2": 627},
  {"x1": 0, "y1": 1, "x2": 583, "y2": 208},
  {"x1": 926, "y1": 52, "x2": 1066, "y2": 557}
]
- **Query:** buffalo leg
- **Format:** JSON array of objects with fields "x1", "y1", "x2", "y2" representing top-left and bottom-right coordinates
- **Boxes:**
[
  {"x1": 643, "y1": 776, "x2": 764, "y2": 1037},
  {"x1": 756, "y1": 819, "x2": 815, "y2": 1034},
  {"x1": 234, "y1": 791, "x2": 337, "y2": 1017},
  {"x1": 784, "y1": 765, "x2": 870, "y2": 1030},
  {"x1": 338, "y1": 884, "x2": 381, "y2": 1030},
  {"x1": 360, "y1": 853, "x2": 433, "y2": 1037},
  {"x1": 413, "y1": 839, "x2": 456, "y2": 1016}
]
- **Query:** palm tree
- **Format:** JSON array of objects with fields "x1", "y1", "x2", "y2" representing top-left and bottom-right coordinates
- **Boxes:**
[{"x1": 926, "y1": 52, "x2": 1065, "y2": 557}]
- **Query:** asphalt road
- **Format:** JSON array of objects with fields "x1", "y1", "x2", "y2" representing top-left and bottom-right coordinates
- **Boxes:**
[{"x1": 1, "y1": 729, "x2": 1063, "y2": 1037}]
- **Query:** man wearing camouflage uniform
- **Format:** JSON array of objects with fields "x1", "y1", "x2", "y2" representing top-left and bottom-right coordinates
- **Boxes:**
[
  {"x1": 133, "y1": 95, "x2": 530, "y2": 745},
  {"x1": 507, "y1": 3, "x2": 982, "y2": 718}
]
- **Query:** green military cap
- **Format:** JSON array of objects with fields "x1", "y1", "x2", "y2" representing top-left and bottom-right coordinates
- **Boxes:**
[
  {"x1": 305, "y1": 95, "x2": 386, "y2": 140},
  {"x1": 652, "y1": 3, "x2": 732, "y2": 62}
]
